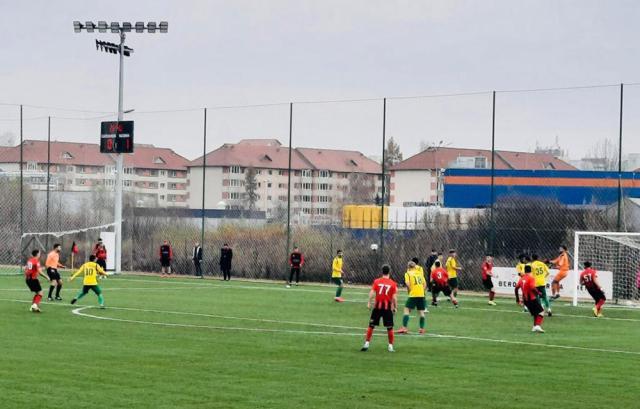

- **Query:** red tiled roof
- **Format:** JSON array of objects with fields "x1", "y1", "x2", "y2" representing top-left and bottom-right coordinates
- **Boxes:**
[
  {"x1": 0, "y1": 140, "x2": 113, "y2": 166},
  {"x1": 296, "y1": 148, "x2": 381, "y2": 174},
  {"x1": 122, "y1": 145, "x2": 189, "y2": 170},
  {"x1": 0, "y1": 140, "x2": 189, "y2": 170},
  {"x1": 237, "y1": 139, "x2": 282, "y2": 147},
  {"x1": 189, "y1": 141, "x2": 381, "y2": 174},
  {"x1": 189, "y1": 142, "x2": 312, "y2": 170},
  {"x1": 391, "y1": 147, "x2": 575, "y2": 171}
]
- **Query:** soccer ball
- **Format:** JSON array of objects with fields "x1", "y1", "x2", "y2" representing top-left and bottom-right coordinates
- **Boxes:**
[{"x1": 370, "y1": 243, "x2": 379, "y2": 251}]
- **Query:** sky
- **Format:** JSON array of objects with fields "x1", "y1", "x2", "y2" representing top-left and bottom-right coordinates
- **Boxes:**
[{"x1": 1, "y1": 0, "x2": 640, "y2": 162}]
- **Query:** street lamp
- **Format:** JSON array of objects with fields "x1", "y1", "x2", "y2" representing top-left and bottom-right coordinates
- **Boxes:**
[{"x1": 73, "y1": 20, "x2": 168, "y2": 274}]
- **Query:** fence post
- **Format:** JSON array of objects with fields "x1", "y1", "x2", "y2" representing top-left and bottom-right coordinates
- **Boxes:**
[
  {"x1": 46, "y1": 116, "x2": 51, "y2": 249},
  {"x1": 489, "y1": 91, "x2": 496, "y2": 254},
  {"x1": 201, "y1": 108, "x2": 207, "y2": 258},
  {"x1": 617, "y1": 83, "x2": 624, "y2": 231},
  {"x1": 379, "y1": 97, "x2": 387, "y2": 264},
  {"x1": 286, "y1": 103, "x2": 293, "y2": 274},
  {"x1": 19, "y1": 105, "x2": 24, "y2": 264}
]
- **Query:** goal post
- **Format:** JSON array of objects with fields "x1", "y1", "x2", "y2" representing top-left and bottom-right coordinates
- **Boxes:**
[
  {"x1": 573, "y1": 231, "x2": 640, "y2": 307},
  {"x1": 16, "y1": 222, "x2": 117, "y2": 276}
]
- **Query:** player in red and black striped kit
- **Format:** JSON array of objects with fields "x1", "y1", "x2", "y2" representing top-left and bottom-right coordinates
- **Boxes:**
[
  {"x1": 287, "y1": 246, "x2": 304, "y2": 287},
  {"x1": 515, "y1": 265, "x2": 545, "y2": 333},
  {"x1": 580, "y1": 261, "x2": 606, "y2": 317},
  {"x1": 25, "y1": 249, "x2": 49, "y2": 313},
  {"x1": 430, "y1": 261, "x2": 458, "y2": 307},
  {"x1": 361, "y1": 265, "x2": 398, "y2": 352}
]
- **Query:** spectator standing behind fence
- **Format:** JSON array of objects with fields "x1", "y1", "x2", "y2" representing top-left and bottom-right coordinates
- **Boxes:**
[
  {"x1": 220, "y1": 243, "x2": 233, "y2": 281},
  {"x1": 287, "y1": 246, "x2": 304, "y2": 288},
  {"x1": 160, "y1": 240, "x2": 173, "y2": 277},
  {"x1": 193, "y1": 242, "x2": 203, "y2": 278},
  {"x1": 92, "y1": 238, "x2": 103, "y2": 257}
]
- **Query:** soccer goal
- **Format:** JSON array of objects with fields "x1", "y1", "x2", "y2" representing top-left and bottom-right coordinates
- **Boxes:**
[
  {"x1": 573, "y1": 231, "x2": 640, "y2": 307},
  {"x1": 16, "y1": 222, "x2": 117, "y2": 275}
]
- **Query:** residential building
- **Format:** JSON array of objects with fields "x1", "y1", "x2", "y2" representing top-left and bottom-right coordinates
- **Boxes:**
[
  {"x1": 187, "y1": 139, "x2": 381, "y2": 223},
  {"x1": 0, "y1": 140, "x2": 189, "y2": 208},
  {"x1": 389, "y1": 147, "x2": 576, "y2": 206}
]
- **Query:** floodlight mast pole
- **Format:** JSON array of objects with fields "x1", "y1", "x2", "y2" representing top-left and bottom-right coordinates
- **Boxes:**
[{"x1": 114, "y1": 31, "x2": 126, "y2": 275}]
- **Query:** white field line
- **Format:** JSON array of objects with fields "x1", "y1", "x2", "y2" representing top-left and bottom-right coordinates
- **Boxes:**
[
  {"x1": 70, "y1": 305, "x2": 640, "y2": 356},
  {"x1": 1, "y1": 297, "x2": 638, "y2": 356}
]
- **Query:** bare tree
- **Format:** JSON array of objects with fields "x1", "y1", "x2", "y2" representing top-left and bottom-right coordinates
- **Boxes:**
[
  {"x1": 585, "y1": 138, "x2": 619, "y2": 171},
  {"x1": 244, "y1": 167, "x2": 258, "y2": 211},
  {"x1": 0, "y1": 132, "x2": 16, "y2": 147}
]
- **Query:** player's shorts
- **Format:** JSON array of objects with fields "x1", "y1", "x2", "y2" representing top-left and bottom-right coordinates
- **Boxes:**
[
  {"x1": 432, "y1": 284, "x2": 451, "y2": 296},
  {"x1": 524, "y1": 299, "x2": 544, "y2": 317},
  {"x1": 25, "y1": 278, "x2": 42, "y2": 293},
  {"x1": 536, "y1": 286, "x2": 548, "y2": 299},
  {"x1": 405, "y1": 297, "x2": 426, "y2": 310},
  {"x1": 160, "y1": 258, "x2": 171, "y2": 268},
  {"x1": 331, "y1": 277, "x2": 343, "y2": 286},
  {"x1": 553, "y1": 270, "x2": 569, "y2": 282},
  {"x1": 482, "y1": 277, "x2": 494, "y2": 290},
  {"x1": 96, "y1": 259, "x2": 107, "y2": 270},
  {"x1": 448, "y1": 277, "x2": 458, "y2": 288},
  {"x1": 81, "y1": 285, "x2": 102, "y2": 295},
  {"x1": 587, "y1": 286, "x2": 606, "y2": 302},
  {"x1": 369, "y1": 308, "x2": 394, "y2": 328},
  {"x1": 46, "y1": 267, "x2": 61, "y2": 281}
]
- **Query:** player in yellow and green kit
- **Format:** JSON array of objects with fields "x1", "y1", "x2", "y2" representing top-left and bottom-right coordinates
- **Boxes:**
[
  {"x1": 516, "y1": 254, "x2": 530, "y2": 277},
  {"x1": 446, "y1": 249, "x2": 461, "y2": 298},
  {"x1": 332, "y1": 250, "x2": 345, "y2": 302},
  {"x1": 530, "y1": 254, "x2": 551, "y2": 316},
  {"x1": 70, "y1": 255, "x2": 108, "y2": 308},
  {"x1": 397, "y1": 261, "x2": 427, "y2": 335}
]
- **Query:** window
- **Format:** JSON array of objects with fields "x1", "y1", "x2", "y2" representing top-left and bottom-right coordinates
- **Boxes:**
[
  {"x1": 302, "y1": 182, "x2": 312, "y2": 190},
  {"x1": 169, "y1": 183, "x2": 178, "y2": 190},
  {"x1": 318, "y1": 183, "x2": 330, "y2": 190},
  {"x1": 278, "y1": 170, "x2": 285, "y2": 176},
  {"x1": 229, "y1": 179, "x2": 244, "y2": 187},
  {"x1": 153, "y1": 157, "x2": 166, "y2": 165},
  {"x1": 124, "y1": 180, "x2": 132, "y2": 187},
  {"x1": 230, "y1": 192, "x2": 241, "y2": 200},
  {"x1": 302, "y1": 195, "x2": 312, "y2": 202},
  {"x1": 267, "y1": 183, "x2": 272, "y2": 188},
  {"x1": 124, "y1": 167, "x2": 134, "y2": 174},
  {"x1": 169, "y1": 170, "x2": 178, "y2": 177},
  {"x1": 160, "y1": 183, "x2": 165, "y2": 188},
  {"x1": 230, "y1": 166, "x2": 243, "y2": 174},
  {"x1": 268, "y1": 170, "x2": 272, "y2": 175},
  {"x1": 160, "y1": 195, "x2": 165, "y2": 200},
  {"x1": 302, "y1": 169, "x2": 312, "y2": 177},
  {"x1": 474, "y1": 157, "x2": 487, "y2": 169},
  {"x1": 267, "y1": 196, "x2": 272, "y2": 201},
  {"x1": 316, "y1": 208, "x2": 328, "y2": 215},
  {"x1": 105, "y1": 179, "x2": 115, "y2": 187},
  {"x1": 318, "y1": 170, "x2": 331, "y2": 178},
  {"x1": 278, "y1": 195, "x2": 287, "y2": 201},
  {"x1": 318, "y1": 196, "x2": 331, "y2": 203},
  {"x1": 62, "y1": 152, "x2": 74, "y2": 160},
  {"x1": 76, "y1": 179, "x2": 86, "y2": 186},
  {"x1": 294, "y1": 183, "x2": 301, "y2": 189},
  {"x1": 302, "y1": 208, "x2": 312, "y2": 214},
  {"x1": 278, "y1": 183, "x2": 286, "y2": 189}
]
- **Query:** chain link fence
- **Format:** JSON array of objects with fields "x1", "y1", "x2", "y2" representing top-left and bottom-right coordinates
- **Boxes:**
[{"x1": 2, "y1": 84, "x2": 639, "y2": 293}]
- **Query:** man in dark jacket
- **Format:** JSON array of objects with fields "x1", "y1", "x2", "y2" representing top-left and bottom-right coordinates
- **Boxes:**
[
  {"x1": 287, "y1": 246, "x2": 305, "y2": 287},
  {"x1": 159, "y1": 240, "x2": 173, "y2": 276},
  {"x1": 425, "y1": 249, "x2": 439, "y2": 290},
  {"x1": 193, "y1": 242, "x2": 203, "y2": 278},
  {"x1": 220, "y1": 243, "x2": 233, "y2": 281}
]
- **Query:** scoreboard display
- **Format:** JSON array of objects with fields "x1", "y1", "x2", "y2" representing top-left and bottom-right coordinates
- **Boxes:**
[{"x1": 100, "y1": 121, "x2": 134, "y2": 154}]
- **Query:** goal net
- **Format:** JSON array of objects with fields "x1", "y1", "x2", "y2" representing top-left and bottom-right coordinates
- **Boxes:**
[
  {"x1": 9, "y1": 223, "x2": 117, "y2": 276},
  {"x1": 573, "y1": 231, "x2": 640, "y2": 307}
]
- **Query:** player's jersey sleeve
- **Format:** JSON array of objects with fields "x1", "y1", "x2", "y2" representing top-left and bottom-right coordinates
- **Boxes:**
[{"x1": 404, "y1": 272, "x2": 410, "y2": 287}]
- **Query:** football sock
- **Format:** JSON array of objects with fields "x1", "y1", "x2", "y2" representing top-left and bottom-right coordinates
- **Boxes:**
[
  {"x1": 98, "y1": 294, "x2": 104, "y2": 305},
  {"x1": 402, "y1": 315, "x2": 409, "y2": 327},
  {"x1": 48, "y1": 286, "x2": 54, "y2": 298},
  {"x1": 75, "y1": 291, "x2": 86, "y2": 300},
  {"x1": 387, "y1": 329, "x2": 394, "y2": 344},
  {"x1": 55, "y1": 284, "x2": 62, "y2": 297},
  {"x1": 541, "y1": 296, "x2": 550, "y2": 310},
  {"x1": 33, "y1": 294, "x2": 42, "y2": 305},
  {"x1": 489, "y1": 291, "x2": 495, "y2": 301},
  {"x1": 336, "y1": 287, "x2": 343, "y2": 298},
  {"x1": 289, "y1": 271, "x2": 294, "y2": 284},
  {"x1": 365, "y1": 327, "x2": 373, "y2": 342},
  {"x1": 419, "y1": 316, "x2": 425, "y2": 329},
  {"x1": 596, "y1": 299, "x2": 605, "y2": 311},
  {"x1": 534, "y1": 315, "x2": 543, "y2": 326}
]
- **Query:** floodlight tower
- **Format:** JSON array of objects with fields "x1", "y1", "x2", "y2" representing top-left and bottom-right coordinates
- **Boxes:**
[{"x1": 73, "y1": 20, "x2": 168, "y2": 274}]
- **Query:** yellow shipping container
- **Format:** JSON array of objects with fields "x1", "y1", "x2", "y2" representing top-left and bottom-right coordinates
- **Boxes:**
[{"x1": 342, "y1": 205, "x2": 388, "y2": 229}]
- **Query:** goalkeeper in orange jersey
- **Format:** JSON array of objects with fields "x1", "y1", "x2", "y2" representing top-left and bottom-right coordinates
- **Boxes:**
[
  {"x1": 70, "y1": 255, "x2": 108, "y2": 308},
  {"x1": 550, "y1": 245, "x2": 569, "y2": 299}
]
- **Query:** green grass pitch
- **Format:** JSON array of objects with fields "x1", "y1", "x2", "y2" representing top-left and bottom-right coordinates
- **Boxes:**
[{"x1": 1, "y1": 273, "x2": 639, "y2": 409}]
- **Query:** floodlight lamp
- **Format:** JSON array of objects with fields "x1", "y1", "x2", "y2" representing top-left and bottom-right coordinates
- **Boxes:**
[
  {"x1": 159, "y1": 22, "x2": 168, "y2": 33},
  {"x1": 147, "y1": 22, "x2": 157, "y2": 33},
  {"x1": 73, "y1": 21, "x2": 82, "y2": 33},
  {"x1": 135, "y1": 22, "x2": 144, "y2": 33},
  {"x1": 121, "y1": 22, "x2": 132, "y2": 32},
  {"x1": 98, "y1": 21, "x2": 108, "y2": 33},
  {"x1": 85, "y1": 21, "x2": 95, "y2": 32},
  {"x1": 110, "y1": 22, "x2": 120, "y2": 33}
]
